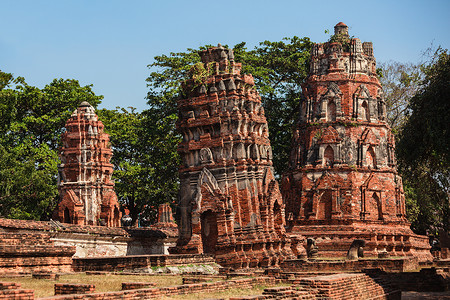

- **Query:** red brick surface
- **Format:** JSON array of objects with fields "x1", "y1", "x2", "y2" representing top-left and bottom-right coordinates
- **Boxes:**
[
  {"x1": 55, "y1": 102, "x2": 121, "y2": 227},
  {"x1": 0, "y1": 232, "x2": 75, "y2": 275},
  {"x1": 171, "y1": 45, "x2": 294, "y2": 268},
  {"x1": 282, "y1": 23, "x2": 431, "y2": 261}
]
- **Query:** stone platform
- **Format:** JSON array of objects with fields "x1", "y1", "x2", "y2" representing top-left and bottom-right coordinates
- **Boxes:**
[
  {"x1": 281, "y1": 257, "x2": 419, "y2": 273},
  {"x1": 289, "y1": 220, "x2": 432, "y2": 262},
  {"x1": 0, "y1": 232, "x2": 76, "y2": 275},
  {"x1": 73, "y1": 254, "x2": 215, "y2": 272}
]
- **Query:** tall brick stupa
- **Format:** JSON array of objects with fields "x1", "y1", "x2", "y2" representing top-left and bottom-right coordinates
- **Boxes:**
[
  {"x1": 55, "y1": 102, "x2": 121, "y2": 227},
  {"x1": 171, "y1": 45, "x2": 295, "y2": 268},
  {"x1": 282, "y1": 23, "x2": 432, "y2": 260}
]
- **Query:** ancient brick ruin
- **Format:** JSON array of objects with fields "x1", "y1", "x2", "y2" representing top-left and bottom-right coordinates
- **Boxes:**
[
  {"x1": 55, "y1": 101, "x2": 121, "y2": 227},
  {"x1": 171, "y1": 45, "x2": 294, "y2": 268},
  {"x1": 282, "y1": 22, "x2": 432, "y2": 260}
]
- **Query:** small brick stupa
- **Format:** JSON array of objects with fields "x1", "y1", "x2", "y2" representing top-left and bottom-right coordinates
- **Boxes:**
[
  {"x1": 171, "y1": 45, "x2": 294, "y2": 268},
  {"x1": 55, "y1": 102, "x2": 121, "y2": 227},
  {"x1": 282, "y1": 23, "x2": 431, "y2": 260}
]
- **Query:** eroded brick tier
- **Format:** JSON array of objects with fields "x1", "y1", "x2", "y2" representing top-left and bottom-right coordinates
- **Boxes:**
[
  {"x1": 171, "y1": 45, "x2": 295, "y2": 268},
  {"x1": 55, "y1": 102, "x2": 121, "y2": 227},
  {"x1": 282, "y1": 23, "x2": 431, "y2": 261}
]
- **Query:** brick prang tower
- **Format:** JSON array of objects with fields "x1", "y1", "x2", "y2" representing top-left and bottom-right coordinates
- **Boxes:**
[
  {"x1": 282, "y1": 23, "x2": 431, "y2": 260},
  {"x1": 172, "y1": 45, "x2": 295, "y2": 268},
  {"x1": 56, "y1": 102, "x2": 121, "y2": 227}
]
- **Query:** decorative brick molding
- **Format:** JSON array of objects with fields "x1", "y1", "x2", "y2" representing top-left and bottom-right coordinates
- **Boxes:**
[
  {"x1": 171, "y1": 44, "x2": 295, "y2": 268},
  {"x1": 55, "y1": 102, "x2": 121, "y2": 227},
  {"x1": 282, "y1": 22, "x2": 431, "y2": 261}
]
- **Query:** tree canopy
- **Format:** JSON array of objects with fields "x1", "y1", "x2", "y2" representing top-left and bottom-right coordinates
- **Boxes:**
[
  {"x1": 396, "y1": 48, "x2": 450, "y2": 234},
  {"x1": 0, "y1": 71, "x2": 102, "y2": 220}
]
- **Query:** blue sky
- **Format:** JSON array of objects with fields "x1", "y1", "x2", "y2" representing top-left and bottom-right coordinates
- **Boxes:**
[{"x1": 1, "y1": 0, "x2": 449, "y2": 111}]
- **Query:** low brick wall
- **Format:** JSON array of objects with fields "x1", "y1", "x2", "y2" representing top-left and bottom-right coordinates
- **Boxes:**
[
  {"x1": 365, "y1": 267, "x2": 450, "y2": 292},
  {"x1": 231, "y1": 273, "x2": 401, "y2": 300},
  {"x1": 73, "y1": 254, "x2": 214, "y2": 272},
  {"x1": 121, "y1": 282, "x2": 156, "y2": 290},
  {"x1": 281, "y1": 257, "x2": 418, "y2": 273},
  {"x1": 54, "y1": 283, "x2": 95, "y2": 295},
  {"x1": 182, "y1": 277, "x2": 210, "y2": 284},
  {"x1": 0, "y1": 281, "x2": 34, "y2": 300},
  {"x1": 42, "y1": 277, "x2": 276, "y2": 299},
  {"x1": 0, "y1": 233, "x2": 76, "y2": 276}
]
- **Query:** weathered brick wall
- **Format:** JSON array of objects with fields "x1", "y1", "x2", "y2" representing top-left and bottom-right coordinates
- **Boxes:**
[
  {"x1": 172, "y1": 44, "x2": 295, "y2": 268},
  {"x1": 0, "y1": 232, "x2": 75, "y2": 275},
  {"x1": 281, "y1": 257, "x2": 419, "y2": 273},
  {"x1": 121, "y1": 282, "x2": 156, "y2": 290},
  {"x1": 282, "y1": 22, "x2": 432, "y2": 261},
  {"x1": 0, "y1": 218, "x2": 130, "y2": 258},
  {"x1": 42, "y1": 277, "x2": 277, "y2": 300},
  {"x1": 72, "y1": 253, "x2": 214, "y2": 272},
  {"x1": 0, "y1": 281, "x2": 34, "y2": 300},
  {"x1": 55, "y1": 101, "x2": 121, "y2": 227},
  {"x1": 366, "y1": 267, "x2": 450, "y2": 292},
  {"x1": 54, "y1": 283, "x2": 95, "y2": 295}
]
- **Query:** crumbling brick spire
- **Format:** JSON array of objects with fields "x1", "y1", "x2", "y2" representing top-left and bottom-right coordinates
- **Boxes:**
[
  {"x1": 55, "y1": 102, "x2": 121, "y2": 227},
  {"x1": 171, "y1": 44, "x2": 295, "y2": 268},
  {"x1": 282, "y1": 23, "x2": 432, "y2": 261}
]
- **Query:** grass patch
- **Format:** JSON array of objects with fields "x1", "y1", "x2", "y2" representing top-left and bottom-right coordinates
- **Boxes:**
[
  {"x1": 160, "y1": 285, "x2": 270, "y2": 299},
  {"x1": 0, "y1": 274, "x2": 182, "y2": 298}
]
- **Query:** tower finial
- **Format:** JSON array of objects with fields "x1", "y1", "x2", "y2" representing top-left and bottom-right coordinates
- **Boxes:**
[{"x1": 334, "y1": 22, "x2": 349, "y2": 37}]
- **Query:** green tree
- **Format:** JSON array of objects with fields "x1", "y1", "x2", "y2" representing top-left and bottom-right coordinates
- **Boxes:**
[
  {"x1": 378, "y1": 61, "x2": 423, "y2": 133},
  {"x1": 98, "y1": 107, "x2": 180, "y2": 225},
  {"x1": 396, "y1": 48, "x2": 450, "y2": 234},
  {"x1": 0, "y1": 70, "x2": 102, "y2": 220}
]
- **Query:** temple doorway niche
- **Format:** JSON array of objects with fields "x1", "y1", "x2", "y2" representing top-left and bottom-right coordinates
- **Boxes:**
[
  {"x1": 362, "y1": 101, "x2": 369, "y2": 121},
  {"x1": 327, "y1": 100, "x2": 336, "y2": 122},
  {"x1": 317, "y1": 190, "x2": 332, "y2": 220},
  {"x1": 113, "y1": 207, "x2": 120, "y2": 227},
  {"x1": 366, "y1": 146, "x2": 377, "y2": 168},
  {"x1": 324, "y1": 146, "x2": 334, "y2": 167},
  {"x1": 201, "y1": 210, "x2": 218, "y2": 254},
  {"x1": 372, "y1": 192, "x2": 383, "y2": 220},
  {"x1": 303, "y1": 192, "x2": 314, "y2": 218},
  {"x1": 63, "y1": 207, "x2": 71, "y2": 224},
  {"x1": 273, "y1": 201, "x2": 283, "y2": 234}
]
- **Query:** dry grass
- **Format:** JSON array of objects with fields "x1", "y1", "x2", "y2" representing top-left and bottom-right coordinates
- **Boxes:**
[
  {"x1": 1, "y1": 273, "x2": 182, "y2": 298},
  {"x1": 160, "y1": 284, "x2": 270, "y2": 299}
]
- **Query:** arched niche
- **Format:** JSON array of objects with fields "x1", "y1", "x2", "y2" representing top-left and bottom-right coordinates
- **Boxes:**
[
  {"x1": 327, "y1": 100, "x2": 337, "y2": 122},
  {"x1": 63, "y1": 207, "x2": 71, "y2": 224},
  {"x1": 317, "y1": 190, "x2": 332, "y2": 220},
  {"x1": 366, "y1": 146, "x2": 377, "y2": 169},
  {"x1": 200, "y1": 210, "x2": 218, "y2": 254},
  {"x1": 361, "y1": 101, "x2": 369, "y2": 121},
  {"x1": 323, "y1": 145, "x2": 334, "y2": 167}
]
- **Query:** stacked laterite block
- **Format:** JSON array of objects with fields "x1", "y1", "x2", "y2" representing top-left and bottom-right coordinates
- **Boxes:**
[
  {"x1": 0, "y1": 232, "x2": 75, "y2": 275},
  {"x1": 282, "y1": 22, "x2": 431, "y2": 261},
  {"x1": 0, "y1": 282, "x2": 34, "y2": 300},
  {"x1": 55, "y1": 101, "x2": 121, "y2": 227},
  {"x1": 295, "y1": 273, "x2": 400, "y2": 299},
  {"x1": 54, "y1": 283, "x2": 95, "y2": 295},
  {"x1": 171, "y1": 45, "x2": 294, "y2": 268},
  {"x1": 121, "y1": 282, "x2": 156, "y2": 290},
  {"x1": 42, "y1": 277, "x2": 277, "y2": 300}
]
